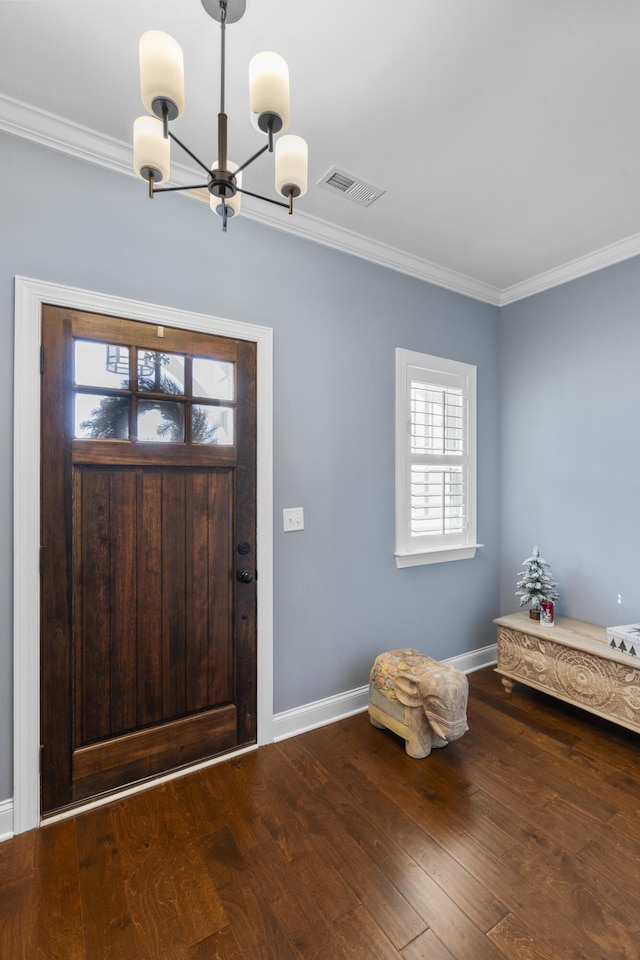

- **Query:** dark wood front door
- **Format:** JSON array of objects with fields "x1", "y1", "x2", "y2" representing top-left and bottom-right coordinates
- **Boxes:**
[{"x1": 40, "y1": 305, "x2": 257, "y2": 814}]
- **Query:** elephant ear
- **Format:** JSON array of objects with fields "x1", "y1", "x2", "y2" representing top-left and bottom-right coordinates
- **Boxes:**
[{"x1": 393, "y1": 674, "x2": 422, "y2": 707}]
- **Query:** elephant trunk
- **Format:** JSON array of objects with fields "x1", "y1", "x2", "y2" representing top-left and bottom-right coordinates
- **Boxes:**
[{"x1": 426, "y1": 713, "x2": 469, "y2": 742}]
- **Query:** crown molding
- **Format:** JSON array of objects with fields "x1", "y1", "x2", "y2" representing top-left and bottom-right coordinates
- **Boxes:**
[
  {"x1": 498, "y1": 232, "x2": 640, "y2": 305},
  {"x1": 0, "y1": 93, "x2": 134, "y2": 178},
  {"x1": 2, "y1": 93, "x2": 639, "y2": 308}
]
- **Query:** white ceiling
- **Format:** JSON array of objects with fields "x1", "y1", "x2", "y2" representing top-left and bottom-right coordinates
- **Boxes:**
[{"x1": 2, "y1": 0, "x2": 640, "y2": 304}]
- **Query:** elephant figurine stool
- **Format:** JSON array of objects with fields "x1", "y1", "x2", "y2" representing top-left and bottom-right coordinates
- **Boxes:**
[{"x1": 368, "y1": 648, "x2": 469, "y2": 758}]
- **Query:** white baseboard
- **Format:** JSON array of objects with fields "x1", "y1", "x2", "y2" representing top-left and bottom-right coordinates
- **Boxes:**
[
  {"x1": 273, "y1": 643, "x2": 497, "y2": 743},
  {"x1": 0, "y1": 798, "x2": 14, "y2": 841},
  {"x1": 273, "y1": 685, "x2": 370, "y2": 742},
  {"x1": 447, "y1": 643, "x2": 498, "y2": 674}
]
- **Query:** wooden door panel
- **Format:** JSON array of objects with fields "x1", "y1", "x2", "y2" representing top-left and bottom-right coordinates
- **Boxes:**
[
  {"x1": 41, "y1": 306, "x2": 256, "y2": 813},
  {"x1": 160, "y1": 469, "x2": 187, "y2": 720},
  {"x1": 137, "y1": 470, "x2": 163, "y2": 727},
  {"x1": 184, "y1": 469, "x2": 234, "y2": 712},
  {"x1": 74, "y1": 468, "x2": 114, "y2": 744},
  {"x1": 72, "y1": 705, "x2": 237, "y2": 803},
  {"x1": 73, "y1": 466, "x2": 235, "y2": 743},
  {"x1": 110, "y1": 471, "x2": 138, "y2": 734}
]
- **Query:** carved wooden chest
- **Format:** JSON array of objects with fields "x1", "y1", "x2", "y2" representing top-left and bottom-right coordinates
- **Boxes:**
[{"x1": 494, "y1": 612, "x2": 640, "y2": 734}]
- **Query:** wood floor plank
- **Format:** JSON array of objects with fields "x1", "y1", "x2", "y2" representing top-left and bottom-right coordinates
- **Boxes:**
[
  {"x1": 325, "y1": 722, "x2": 611, "y2": 958},
  {"x1": 487, "y1": 913, "x2": 565, "y2": 960},
  {"x1": 0, "y1": 874, "x2": 38, "y2": 959},
  {"x1": 470, "y1": 672, "x2": 583, "y2": 747},
  {"x1": 338, "y1": 824, "x2": 505, "y2": 960},
  {"x1": 266, "y1": 745, "x2": 427, "y2": 950},
  {"x1": 0, "y1": 828, "x2": 35, "y2": 888},
  {"x1": 274, "y1": 734, "x2": 333, "y2": 790},
  {"x1": 0, "y1": 829, "x2": 37, "y2": 959},
  {"x1": 473, "y1": 669, "x2": 639, "y2": 768},
  {"x1": 34, "y1": 818, "x2": 84, "y2": 959},
  {"x1": 319, "y1": 772, "x2": 507, "y2": 937},
  {"x1": 304, "y1": 718, "x2": 515, "y2": 862},
  {"x1": 284, "y1": 732, "x2": 505, "y2": 957},
  {"x1": 304, "y1": 723, "x2": 509, "y2": 936},
  {"x1": 500, "y1": 834, "x2": 640, "y2": 959},
  {"x1": 400, "y1": 929, "x2": 457, "y2": 960},
  {"x1": 244, "y1": 838, "x2": 353, "y2": 959},
  {"x1": 314, "y1": 807, "x2": 428, "y2": 951},
  {"x1": 188, "y1": 925, "x2": 244, "y2": 959},
  {"x1": 331, "y1": 904, "x2": 400, "y2": 960},
  {"x1": 426, "y1": 806, "x2": 619, "y2": 960},
  {"x1": 576, "y1": 834, "x2": 640, "y2": 900},
  {"x1": 202, "y1": 752, "x2": 285, "y2": 851},
  {"x1": 111, "y1": 785, "x2": 227, "y2": 952},
  {"x1": 75, "y1": 804, "x2": 139, "y2": 960},
  {"x1": 239, "y1": 746, "x2": 362, "y2": 923},
  {"x1": 199, "y1": 826, "x2": 299, "y2": 960},
  {"x1": 469, "y1": 695, "x2": 630, "y2": 822},
  {"x1": 336, "y1": 715, "x2": 527, "y2": 855},
  {"x1": 170, "y1": 767, "x2": 235, "y2": 840}
]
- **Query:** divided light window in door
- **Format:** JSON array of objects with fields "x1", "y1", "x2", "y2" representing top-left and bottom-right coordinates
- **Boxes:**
[{"x1": 73, "y1": 339, "x2": 235, "y2": 445}]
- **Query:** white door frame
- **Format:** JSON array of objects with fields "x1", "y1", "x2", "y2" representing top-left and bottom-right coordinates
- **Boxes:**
[{"x1": 13, "y1": 276, "x2": 274, "y2": 834}]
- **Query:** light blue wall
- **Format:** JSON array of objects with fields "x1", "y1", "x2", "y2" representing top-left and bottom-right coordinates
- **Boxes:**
[
  {"x1": 499, "y1": 258, "x2": 640, "y2": 625},
  {"x1": 0, "y1": 133, "x2": 500, "y2": 802}
]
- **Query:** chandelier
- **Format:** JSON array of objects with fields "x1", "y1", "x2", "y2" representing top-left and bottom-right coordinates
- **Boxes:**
[{"x1": 133, "y1": 0, "x2": 308, "y2": 231}]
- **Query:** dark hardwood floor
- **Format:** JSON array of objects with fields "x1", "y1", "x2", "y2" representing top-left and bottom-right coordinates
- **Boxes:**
[{"x1": 2, "y1": 665, "x2": 640, "y2": 959}]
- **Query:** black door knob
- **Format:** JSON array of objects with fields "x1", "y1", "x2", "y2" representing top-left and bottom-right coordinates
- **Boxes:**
[{"x1": 237, "y1": 568, "x2": 254, "y2": 583}]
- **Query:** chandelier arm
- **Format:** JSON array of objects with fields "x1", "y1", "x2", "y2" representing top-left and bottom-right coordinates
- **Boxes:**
[
  {"x1": 236, "y1": 186, "x2": 289, "y2": 210},
  {"x1": 168, "y1": 131, "x2": 212, "y2": 176},
  {"x1": 233, "y1": 143, "x2": 270, "y2": 177},
  {"x1": 152, "y1": 183, "x2": 211, "y2": 193}
]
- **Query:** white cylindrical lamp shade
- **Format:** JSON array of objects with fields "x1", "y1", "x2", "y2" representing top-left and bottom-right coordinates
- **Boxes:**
[
  {"x1": 249, "y1": 52, "x2": 290, "y2": 133},
  {"x1": 133, "y1": 116, "x2": 170, "y2": 183},
  {"x1": 275, "y1": 135, "x2": 308, "y2": 198},
  {"x1": 210, "y1": 161, "x2": 242, "y2": 218},
  {"x1": 140, "y1": 30, "x2": 185, "y2": 121}
]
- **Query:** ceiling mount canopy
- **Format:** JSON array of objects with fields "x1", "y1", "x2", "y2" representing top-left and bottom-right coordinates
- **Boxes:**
[
  {"x1": 201, "y1": 0, "x2": 246, "y2": 23},
  {"x1": 133, "y1": 0, "x2": 308, "y2": 231}
]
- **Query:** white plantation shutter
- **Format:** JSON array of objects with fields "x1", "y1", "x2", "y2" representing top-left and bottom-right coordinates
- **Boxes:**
[
  {"x1": 410, "y1": 382, "x2": 466, "y2": 537},
  {"x1": 396, "y1": 350, "x2": 480, "y2": 566}
]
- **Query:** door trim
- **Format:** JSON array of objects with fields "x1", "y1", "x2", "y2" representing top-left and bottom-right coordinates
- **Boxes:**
[{"x1": 13, "y1": 275, "x2": 274, "y2": 834}]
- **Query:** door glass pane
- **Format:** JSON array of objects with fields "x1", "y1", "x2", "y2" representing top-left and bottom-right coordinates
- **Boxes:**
[
  {"x1": 192, "y1": 405, "x2": 234, "y2": 445},
  {"x1": 75, "y1": 393, "x2": 129, "y2": 439},
  {"x1": 75, "y1": 341, "x2": 130, "y2": 389},
  {"x1": 138, "y1": 351, "x2": 185, "y2": 394},
  {"x1": 138, "y1": 399, "x2": 185, "y2": 442},
  {"x1": 192, "y1": 358, "x2": 234, "y2": 401}
]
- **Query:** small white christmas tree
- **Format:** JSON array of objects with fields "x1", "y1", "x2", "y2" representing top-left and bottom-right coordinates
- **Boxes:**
[{"x1": 515, "y1": 546, "x2": 559, "y2": 611}]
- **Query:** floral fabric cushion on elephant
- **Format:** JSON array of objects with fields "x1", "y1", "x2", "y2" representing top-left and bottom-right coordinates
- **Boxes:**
[{"x1": 369, "y1": 648, "x2": 439, "y2": 701}]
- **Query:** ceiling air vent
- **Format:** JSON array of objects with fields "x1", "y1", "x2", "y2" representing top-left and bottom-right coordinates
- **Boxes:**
[{"x1": 317, "y1": 167, "x2": 385, "y2": 208}]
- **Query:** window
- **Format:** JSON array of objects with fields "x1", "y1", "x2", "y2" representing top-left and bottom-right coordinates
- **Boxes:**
[
  {"x1": 395, "y1": 348, "x2": 481, "y2": 567},
  {"x1": 73, "y1": 339, "x2": 235, "y2": 445}
]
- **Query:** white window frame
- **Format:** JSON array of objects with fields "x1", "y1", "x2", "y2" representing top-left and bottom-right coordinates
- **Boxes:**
[{"x1": 395, "y1": 348, "x2": 481, "y2": 567}]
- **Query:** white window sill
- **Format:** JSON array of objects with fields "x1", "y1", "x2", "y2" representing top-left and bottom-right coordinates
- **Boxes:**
[{"x1": 395, "y1": 544, "x2": 484, "y2": 568}]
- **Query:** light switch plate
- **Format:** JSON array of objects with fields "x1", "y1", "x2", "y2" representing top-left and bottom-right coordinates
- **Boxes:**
[{"x1": 283, "y1": 507, "x2": 304, "y2": 532}]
